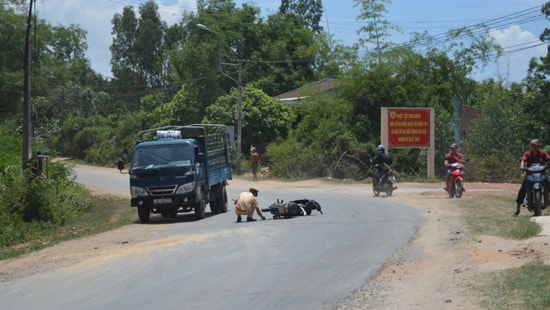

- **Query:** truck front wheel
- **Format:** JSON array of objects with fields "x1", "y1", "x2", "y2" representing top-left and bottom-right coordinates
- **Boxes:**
[
  {"x1": 137, "y1": 205, "x2": 150, "y2": 223},
  {"x1": 195, "y1": 187, "x2": 206, "y2": 219}
]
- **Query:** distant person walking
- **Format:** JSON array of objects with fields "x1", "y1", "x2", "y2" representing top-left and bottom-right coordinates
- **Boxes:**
[{"x1": 250, "y1": 146, "x2": 260, "y2": 181}]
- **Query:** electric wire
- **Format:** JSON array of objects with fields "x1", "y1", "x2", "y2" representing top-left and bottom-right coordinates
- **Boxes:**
[{"x1": 35, "y1": 2, "x2": 550, "y2": 96}]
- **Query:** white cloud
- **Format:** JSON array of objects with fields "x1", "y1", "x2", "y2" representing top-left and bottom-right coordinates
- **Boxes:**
[
  {"x1": 483, "y1": 25, "x2": 548, "y2": 82},
  {"x1": 36, "y1": 1, "x2": 549, "y2": 83},
  {"x1": 37, "y1": 0, "x2": 196, "y2": 78}
]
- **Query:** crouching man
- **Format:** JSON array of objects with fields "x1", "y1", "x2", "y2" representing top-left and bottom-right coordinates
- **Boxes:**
[{"x1": 233, "y1": 187, "x2": 266, "y2": 222}]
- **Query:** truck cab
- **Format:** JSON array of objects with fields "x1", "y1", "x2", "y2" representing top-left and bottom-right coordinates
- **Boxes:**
[{"x1": 119, "y1": 125, "x2": 232, "y2": 223}]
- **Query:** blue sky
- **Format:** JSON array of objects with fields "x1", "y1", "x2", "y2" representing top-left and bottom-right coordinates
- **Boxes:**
[{"x1": 37, "y1": 0, "x2": 549, "y2": 83}]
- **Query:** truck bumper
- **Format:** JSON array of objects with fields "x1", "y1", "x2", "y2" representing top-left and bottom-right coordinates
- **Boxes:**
[{"x1": 131, "y1": 195, "x2": 194, "y2": 212}]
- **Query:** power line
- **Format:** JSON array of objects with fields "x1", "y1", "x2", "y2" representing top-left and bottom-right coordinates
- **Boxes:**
[{"x1": 34, "y1": 2, "x2": 550, "y2": 96}]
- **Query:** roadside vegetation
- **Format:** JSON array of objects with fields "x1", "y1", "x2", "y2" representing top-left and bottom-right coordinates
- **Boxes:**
[
  {"x1": 479, "y1": 261, "x2": 550, "y2": 309},
  {"x1": 0, "y1": 194, "x2": 134, "y2": 260},
  {"x1": 0, "y1": 119, "x2": 136, "y2": 260},
  {"x1": 461, "y1": 195, "x2": 542, "y2": 239},
  {"x1": 2, "y1": 0, "x2": 550, "y2": 307},
  {"x1": 460, "y1": 196, "x2": 550, "y2": 309}
]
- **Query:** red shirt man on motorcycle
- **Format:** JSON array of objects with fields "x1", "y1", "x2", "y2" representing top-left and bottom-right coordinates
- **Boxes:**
[
  {"x1": 513, "y1": 139, "x2": 550, "y2": 216},
  {"x1": 444, "y1": 143, "x2": 464, "y2": 192}
]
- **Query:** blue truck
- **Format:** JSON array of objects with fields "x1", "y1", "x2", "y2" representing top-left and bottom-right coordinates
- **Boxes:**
[{"x1": 118, "y1": 124, "x2": 232, "y2": 223}]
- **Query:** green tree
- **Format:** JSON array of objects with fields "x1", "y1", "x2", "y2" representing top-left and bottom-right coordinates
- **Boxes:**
[
  {"x1": 203, "y1": 86, "x2": 296, "y2": 152},
  {"x1": 353, "y1": 0, "x2": 401, "y2": 63},
  {"x1": 0, "y1": 3, "x2": 27, "y2": 117},
  {"x1": 266, "y1": 95, "x2": 371, "y2": 179},
  {"x1": 313, "y1": 32, "x2": 357, "y2": 79},
  {"x1": 523, "y1": 2, "x2": 550, "y2": 145},
  {"x1": 539, "y1": 1, "x2": 550, "y2": 44},
  {"x1": 466, "y1": 80, "x2": 528, "y2": 182},
  {"x1": 110, "y1": 1, "x2": 168, "y2": 110},
  {"x1": 250, "y1": 13, "x2": 317, "y2": 96},
  {"x1": 174, "y1": 0, "x2": 318, "y2": 100},
  {"x1": 524, "y1": 55, "x2": 550, "y2": 145},
  {"x1": 152, "y1": 87, "x2": 205, "y2": 126},
  {"x1": 279, "y1": 0, "x2": 324, "y2": 34},
  {"x1": 135, "y1": 1, "x2": 167, "y2": 87}
]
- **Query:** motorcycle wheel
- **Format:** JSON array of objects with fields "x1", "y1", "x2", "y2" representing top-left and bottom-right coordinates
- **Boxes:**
[
  {"x1": 534, "y1": 190, "x2": 542, "y2": 216},
  {"x1": 448, "y1": 181, "x2": 455, "y2": 198},
  {"x1": 386, "y1": 181, "x2": 393, "y2": 196},
  {"x1": 454, "y1": 180, "x2": 463, "y2": 198},
  {"x1": 372, "y1": 178, "x2": 380, "y2": 196}
]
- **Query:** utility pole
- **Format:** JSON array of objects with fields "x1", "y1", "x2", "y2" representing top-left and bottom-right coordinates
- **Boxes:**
[
  {"x1": 236, "y1": 60, "x2": 242, "y2": 175},
  {"x1": 197, "y1": 24, "x2": 244, "y2": 174},
  {"x1": 22, "y1": 0, "x2": 34, "y2": 170}
]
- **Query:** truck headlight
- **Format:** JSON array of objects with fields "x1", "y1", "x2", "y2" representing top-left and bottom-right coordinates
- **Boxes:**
[
  {"x1": 176, "y1": 181, "x2": 195, "y2": 194},
  {"x1": 131, "y1": 186, "x2": 149, "y2": 198}
]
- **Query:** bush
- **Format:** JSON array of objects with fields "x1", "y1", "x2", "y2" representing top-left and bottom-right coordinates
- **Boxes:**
[
  {"x1": 267, "y1": 138, "x2": 327, "y2": 179},
  {"x1": 0, "y1": 163, "x2": 93, "y2": 247}
]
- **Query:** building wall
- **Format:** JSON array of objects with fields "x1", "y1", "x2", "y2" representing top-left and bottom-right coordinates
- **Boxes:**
[{"x1": 461, "y1": 105, "x2": 481, "y2": 142}]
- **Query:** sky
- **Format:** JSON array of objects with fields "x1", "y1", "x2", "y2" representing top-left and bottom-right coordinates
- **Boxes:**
[{"x1": 35, "y1": 0, "x2": 549, "y2": 83}]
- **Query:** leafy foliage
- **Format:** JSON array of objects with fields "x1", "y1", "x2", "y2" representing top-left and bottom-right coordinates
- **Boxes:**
[
  {"x1": 0, "y1": 121, "x2": 95, "y2": 248},
  {"x1": 279, "y1": 0, "x2": 324, "y2": 34},
  {"x1": 266, "y1": 95, "x2": 376, "y2": 179},
  {"x1": 2, "y1": 0, "x2": 550, "y2": 183},
  {"x1": 204, "y1": 86, "x2": 296, "y2": 153},
  {"x1": 465, "y1": 81, "x2": 528, "y2": 182}
]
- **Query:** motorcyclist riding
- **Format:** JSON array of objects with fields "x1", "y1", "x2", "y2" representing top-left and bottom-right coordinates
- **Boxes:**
[
  {"x1": 513, "y1": 139, "x2": 550, "y2": 216},
  {"x1": 372, "y1": 145, "x2": 396, "y2": 190},
  {"x1": 444, "y1": 143, "x2": 464, "y2": 192}
]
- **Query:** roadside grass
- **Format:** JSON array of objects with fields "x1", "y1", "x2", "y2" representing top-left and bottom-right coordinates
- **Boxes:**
[
  {"x1": 0, "y1": 195, "x2": 136, "y2": 260},
  {"x1": 459, "y1": 195, "x2": 550, "y2": 309},
  {"x1": 460, "y1": 195, "x2": 542, "y2": 239},
  {"x1": 477, "y1": 260, "x2": 550, "y2": 310}
]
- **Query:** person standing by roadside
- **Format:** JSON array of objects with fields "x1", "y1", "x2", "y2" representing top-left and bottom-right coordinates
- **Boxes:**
[
  {"x1": 233, "y1": 187, "x2": 266, "y2": 222},
  {"x1": 250, "y1": 147, "x2": 260, "y2": 181},
  {"x1": 513, "y1": 139, "x2": 550, "y2": 216}
]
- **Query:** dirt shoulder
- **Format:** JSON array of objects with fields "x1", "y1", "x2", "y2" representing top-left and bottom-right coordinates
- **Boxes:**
[
  {"x1": 1, "y1": 177, "x2": 550, "y2": 309},
  {"x1": 337, "y1": 182, "x2": 550, "y2": 309}
]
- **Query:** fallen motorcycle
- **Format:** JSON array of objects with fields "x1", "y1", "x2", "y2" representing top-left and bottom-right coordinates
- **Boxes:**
[{"x1": 261, "y1": 199, "x2": 323, "y2": 219}]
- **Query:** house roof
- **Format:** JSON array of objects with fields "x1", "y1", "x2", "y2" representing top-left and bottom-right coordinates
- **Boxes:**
[{"x1": 274, "y1": 78, "x2": 339, "y2": 101}]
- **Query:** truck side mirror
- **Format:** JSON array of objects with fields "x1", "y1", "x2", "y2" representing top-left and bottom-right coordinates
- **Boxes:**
[
  {"x1": 117, "y1": 160, "x2": 125, "y2": 171},
  {"x1": 197, "y1": 153, "x2": 205, "y2": 163}
]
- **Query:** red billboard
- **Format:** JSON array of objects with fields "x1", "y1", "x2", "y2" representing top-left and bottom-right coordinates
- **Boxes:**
[{"x1": 387, "y1": 108, "x2": 431, "y2": 147}]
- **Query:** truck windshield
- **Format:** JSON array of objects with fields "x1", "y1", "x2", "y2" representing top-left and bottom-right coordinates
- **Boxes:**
[{"x1": 131, "y1": 144, "x2": 193, "y2": 169}]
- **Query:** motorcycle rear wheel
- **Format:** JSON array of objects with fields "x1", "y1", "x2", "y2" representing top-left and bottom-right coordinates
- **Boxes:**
[{"x1": 386, "y1": 183, "x2": 393, "y2": 196}]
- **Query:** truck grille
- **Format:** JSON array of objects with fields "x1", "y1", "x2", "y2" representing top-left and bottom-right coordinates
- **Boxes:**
[{"x1": 148, "y1": 185, "x2": 177, "y2": 196}]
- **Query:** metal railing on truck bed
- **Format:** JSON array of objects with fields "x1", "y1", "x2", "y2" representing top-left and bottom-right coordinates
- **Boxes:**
[{"x1": 135, "y1": 124, "x2": 232, "y2": 170}]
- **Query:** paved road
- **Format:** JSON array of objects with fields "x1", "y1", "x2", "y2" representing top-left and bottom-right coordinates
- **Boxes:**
[{"x1": 0, "y1": 166, "x2": 423, "y2": 310}]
